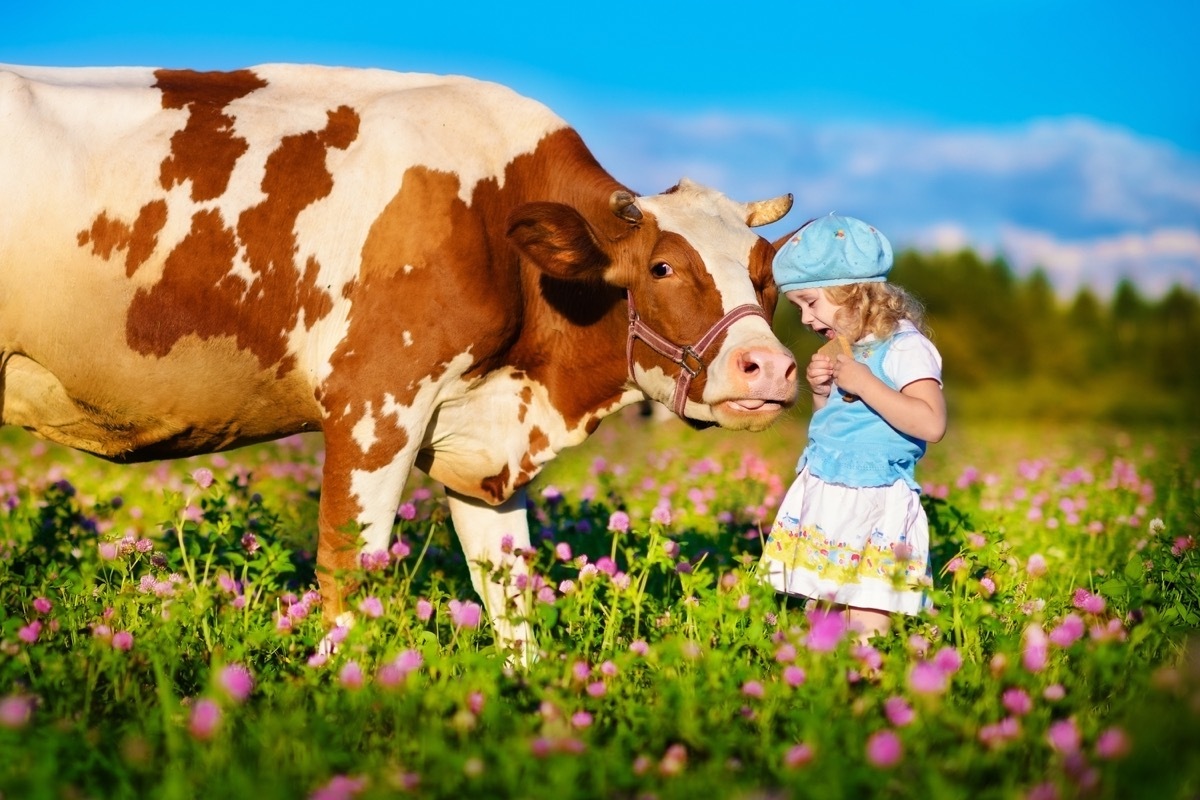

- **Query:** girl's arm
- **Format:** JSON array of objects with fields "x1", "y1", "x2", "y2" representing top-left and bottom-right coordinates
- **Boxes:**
[{"x1": 831, "y1": 358, "x2": 947, "y2": 443}]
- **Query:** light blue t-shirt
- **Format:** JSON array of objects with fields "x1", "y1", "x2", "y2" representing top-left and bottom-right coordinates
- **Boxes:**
[{"x1": 798, "y1": 324, "x2": 941, "y2": 491}]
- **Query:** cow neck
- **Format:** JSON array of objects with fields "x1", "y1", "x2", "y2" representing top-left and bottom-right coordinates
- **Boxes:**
[{"x1": 625, "y1": 290, "x2": 766, "y2": 425}]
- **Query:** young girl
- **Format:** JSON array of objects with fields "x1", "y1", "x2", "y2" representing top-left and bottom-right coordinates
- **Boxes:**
[{"x1": 759, "y1": 214, "x2": 946, "y2": 640}]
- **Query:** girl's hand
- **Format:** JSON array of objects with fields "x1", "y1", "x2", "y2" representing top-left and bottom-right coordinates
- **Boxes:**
[
  {"x1": 830, "y1": 355, "x2": 873, "y2": 397},
  {"x1": 807, "y1": 353, "x2": 835, "y2": 397},
  {"x1": 829, "y1": 356, "x2": 948, "y2": 443}
]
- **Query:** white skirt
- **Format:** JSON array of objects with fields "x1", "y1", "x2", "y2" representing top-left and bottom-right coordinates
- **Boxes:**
[{"x1": 758, "y1": 467, "x2": 933, "y2": 615}]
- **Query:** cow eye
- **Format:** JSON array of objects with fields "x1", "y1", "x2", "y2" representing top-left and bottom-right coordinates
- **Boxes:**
[{"x1": 650, "y1": 262, "x2": 673, "y2": 279}]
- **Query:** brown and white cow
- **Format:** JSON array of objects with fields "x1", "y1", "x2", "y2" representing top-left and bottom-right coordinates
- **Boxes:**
[{"x1": 0, "y1": 63, "x2": 798, "y2": 661}]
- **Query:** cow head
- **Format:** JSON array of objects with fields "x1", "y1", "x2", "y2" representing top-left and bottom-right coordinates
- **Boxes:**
[{"x1": 506, "y1": 178, "x2": 798, "y2": 431}]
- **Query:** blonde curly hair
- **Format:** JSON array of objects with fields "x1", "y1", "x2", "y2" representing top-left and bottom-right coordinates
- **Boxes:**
[{"x1": 823, "y1": 282, "x2": 930, "y2": 342}]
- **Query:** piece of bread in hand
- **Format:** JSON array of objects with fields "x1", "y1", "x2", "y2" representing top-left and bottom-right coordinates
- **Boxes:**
[
  {"x1": 815, "y1": 335, "x2": 859, "y2": 402},
  {"x1": 816, "y1": 334, "x2": 852, "y2": 361}
]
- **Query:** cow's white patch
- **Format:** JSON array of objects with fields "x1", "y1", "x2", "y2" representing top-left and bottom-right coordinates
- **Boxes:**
[
  {"x1": 351, "y1": 402, "x2": 377, "y2": 452},
  {"x1": 402, "y1": 331, "x2": 413, "y2": 347},
  {"x1": 446, "y1": 488, "x2": 536, "y2": 666},
  {"x1": 0, "y1": 67, "x2": 205, "y2": 291},
  {"x1": 416, "y1": 366, "x2": 635, "y2": 500},
  {"x1": 295, "y1": 301, "x2": 354, "y2": 389},
  {"x1": 272, "y1": 64, "x2": 568, "y2": 298},
  {"x1": 628, "y1": 361, "x2": 719, "y2": 424},
  {"x1": 347, "y1": 350, "x2": 476, "y2": 549},
  {"x1": 403, "y1": 264, "x2": 413, "y2": 274},
  {"x1": 636, "y1": 180, "x2": 762, "y2": 312},
  {"x1": 348, "y1": 450, "x2": 411, "y2": 553}
]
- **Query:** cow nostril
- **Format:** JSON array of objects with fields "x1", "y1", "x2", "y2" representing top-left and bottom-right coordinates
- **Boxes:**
[
  {"x1": 729, "y1": 350, "x2": 796, "y2": 388},
  {"x1": 740, "y1": 349, "x2": 798, "y2": 382}
]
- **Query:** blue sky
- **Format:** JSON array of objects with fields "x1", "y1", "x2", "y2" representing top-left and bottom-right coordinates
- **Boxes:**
[{"x1": 6, "y1": 0, "x2": 1200, "y2": 296}]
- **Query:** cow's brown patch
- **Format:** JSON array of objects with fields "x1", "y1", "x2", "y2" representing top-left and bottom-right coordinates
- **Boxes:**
[
  {"x1": 480, "y1": 465, "x2": 511, "y2": 503},
  {"x1": 77, "y1": 201, "x2": 168, "y2": 277},
  {"x1": 750, "y1": 237, "x2": 779, "y2": 322},
  {"x1": 126, "y1": 201, "x2": 170, "y2": 276},
  {"x1": 510, "y1": 424, "x2": 551, "y2": 490},
  {"x1": 470, "y1": 131, "x2": 632, "y2": 429},
  {"x1": 528, "y1": 425, "x2": 549, "y2": 455},
  {"x1": 318, "y1": 164, "x2": 520, "y2": 514},
  {"x1": 154, "y1": 69, "x2": 267, "y2": 202},
  {"x1": 622, "y1": 230, "x2": 727, "y2": 403},
  {"x1": 77, "y1": 212, "x2": 126, "y2": 259},
  {"x1": 314, "y1": 164, "x2": 511, "y2": 520},
  {"x1": 125, "y1": 104, "x2": 358, "y2": 373},
  {"x1": 517, "y1": 386, "x2": 533, "y2": 423},
  {"x1": 125, "y1": 208, "x2": 242, "y2": 359}
]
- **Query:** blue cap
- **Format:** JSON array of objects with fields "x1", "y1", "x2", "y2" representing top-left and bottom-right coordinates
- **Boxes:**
[{"x1": 773, "y1": 213, "x2": 893, "y2": 292}]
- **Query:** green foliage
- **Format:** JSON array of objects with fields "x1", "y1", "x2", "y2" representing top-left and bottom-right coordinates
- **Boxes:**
[
  {"x1": 774, "y1": 249, "x2": 1200, "y2": 422},
  {"x1": 1, "y1": 421, "x2": 1198, "y2": 799}
]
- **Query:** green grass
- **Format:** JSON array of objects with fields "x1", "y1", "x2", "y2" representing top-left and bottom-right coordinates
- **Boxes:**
[{"x1": 1, "y1": 415, "x2": 1198, "y2": 799}]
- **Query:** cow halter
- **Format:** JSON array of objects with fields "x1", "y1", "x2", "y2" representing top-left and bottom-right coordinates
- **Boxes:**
[{"x1": 625, "y1": 290, "x2": 767, "y2": 422}]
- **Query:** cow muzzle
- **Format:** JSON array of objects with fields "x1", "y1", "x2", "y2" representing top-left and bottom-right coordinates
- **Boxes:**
[{"x1": 626, "y1": 290, "x2": 790, "y2": 428}]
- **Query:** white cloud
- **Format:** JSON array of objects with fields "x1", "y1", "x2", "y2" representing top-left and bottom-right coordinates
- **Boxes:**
[
  {"x1": 998, "y1": 225, "x2": 1200, "y2": 297},
  {"x1": 581, "y1": 110, "x2": 1200, "y2": 297},
  {"x1": 910, "y1": 222, "x2": 989, "y2": 256}
]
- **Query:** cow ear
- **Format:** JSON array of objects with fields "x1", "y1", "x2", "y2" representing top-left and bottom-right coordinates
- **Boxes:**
[{"x1": 507, "y1": 202, "x2": 611, "y2": 281}]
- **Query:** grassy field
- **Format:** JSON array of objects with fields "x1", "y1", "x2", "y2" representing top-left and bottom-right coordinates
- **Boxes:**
[{"x1": 1, "y1": 409, "x2": 1198, "y2": 799}]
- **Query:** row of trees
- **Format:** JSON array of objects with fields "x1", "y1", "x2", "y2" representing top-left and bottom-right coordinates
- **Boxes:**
[{"x1": 773, "y1": 249, "x2": 1199, "y2": 423}]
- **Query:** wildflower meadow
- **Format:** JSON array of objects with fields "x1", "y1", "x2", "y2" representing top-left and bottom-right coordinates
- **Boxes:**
[{"x1": 1, "y1": 413, "x2": 1198, "y2": 799}]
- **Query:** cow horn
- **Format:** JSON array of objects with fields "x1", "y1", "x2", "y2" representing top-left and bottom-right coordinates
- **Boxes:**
[
  {"x1": 745, "y1": 193, "x2": 794, "y2": 227},
  {"x1": 609, "y1": 190, "x2": 643, "y2": 223}
]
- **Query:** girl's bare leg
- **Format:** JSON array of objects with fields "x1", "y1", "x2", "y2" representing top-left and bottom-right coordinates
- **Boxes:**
[{"x1": 845, "y1": 606, "x2": 892, "y2": 644}]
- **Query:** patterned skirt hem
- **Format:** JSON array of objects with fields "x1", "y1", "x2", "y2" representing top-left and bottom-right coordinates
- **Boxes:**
[{"x1": 763, "y1": 566, "x2": 932, "y2": 615}]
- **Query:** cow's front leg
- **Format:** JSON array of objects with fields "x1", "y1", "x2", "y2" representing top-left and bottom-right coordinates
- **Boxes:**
[
  {"x1": 316, "y1": 430, "x2": 418, "y2": 636},
  {"x1": 446, "y1": 487, "x2": 537, "y2": 667}
]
